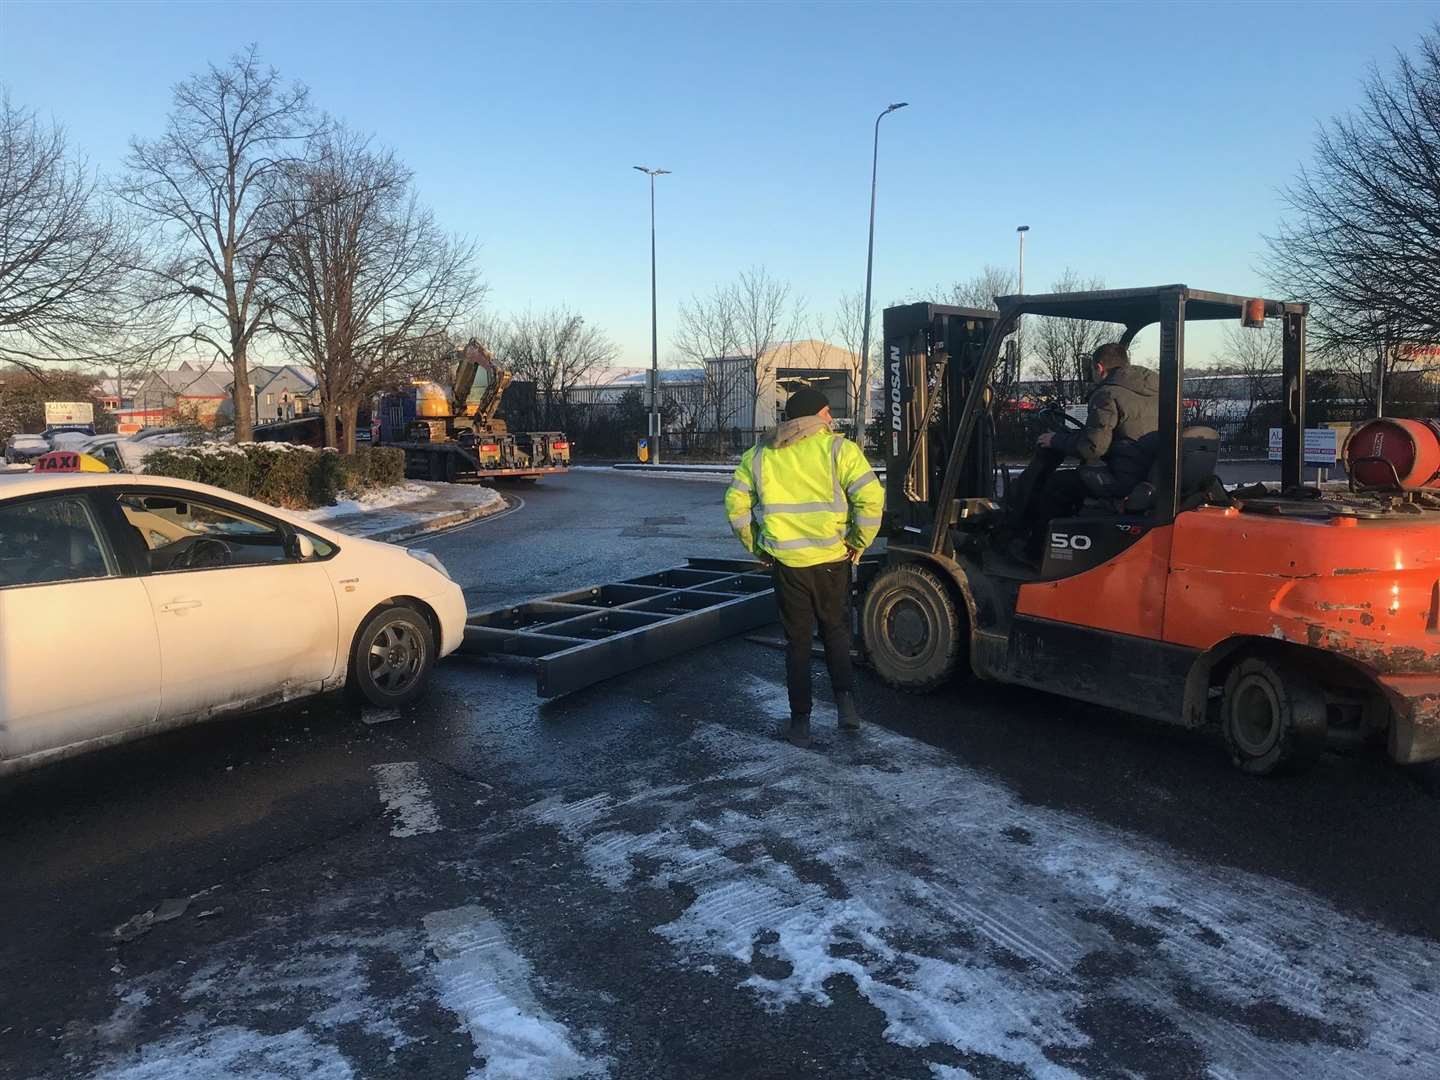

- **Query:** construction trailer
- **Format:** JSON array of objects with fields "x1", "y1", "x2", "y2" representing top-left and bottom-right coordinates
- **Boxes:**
[{"x1": 380, "y1": 340, "x2": 570, "y2": 483}]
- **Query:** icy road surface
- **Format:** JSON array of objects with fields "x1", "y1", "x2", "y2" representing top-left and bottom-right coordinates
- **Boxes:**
[{"x1": 3, "y1": 470, "x2": 1438, "y2": 1078}]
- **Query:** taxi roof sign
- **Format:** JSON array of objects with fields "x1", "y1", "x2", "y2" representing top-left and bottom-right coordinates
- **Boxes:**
[{"x1": 34, "y1": 450, "x2": 110, "y2": 473}]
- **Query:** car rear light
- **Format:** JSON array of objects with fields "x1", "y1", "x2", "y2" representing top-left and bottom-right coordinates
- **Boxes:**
[
  {"x1": 480, "y1": 443, "x2": 500, "y2": 452},
  {"x1": 553, "y1": 441, "x2": 569, "y2": 450}
]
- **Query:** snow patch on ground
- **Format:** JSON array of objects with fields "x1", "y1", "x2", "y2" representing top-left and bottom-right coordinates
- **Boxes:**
[
  {"x1": 422, "y1": 905, "x2": 605, "y2": 1080},
  {"x1": 298, "y1": 481, "x2": 500, "y2": 523},
  {"x1": 372, "y1": 761, "x2": 443, "y2": 837},
  {"x1": 89, "y1": 1024, "x2": 354, "y2": 1079},
  {"x1": 528, "y1": 673, "x2": 1440, "y2": 1079},
  {"x1": 85, "y1": 922, "x2": 435, "y2": 1077}
]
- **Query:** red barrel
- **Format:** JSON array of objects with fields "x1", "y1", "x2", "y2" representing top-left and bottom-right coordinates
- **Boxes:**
[{"x1": 1345, "y1": 418, "x2": 1440, "y2": 490}]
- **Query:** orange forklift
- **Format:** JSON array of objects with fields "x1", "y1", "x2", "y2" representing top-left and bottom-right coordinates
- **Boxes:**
[{"x1": 860, "y1": 285, "x2": 1440, "y2": 774}]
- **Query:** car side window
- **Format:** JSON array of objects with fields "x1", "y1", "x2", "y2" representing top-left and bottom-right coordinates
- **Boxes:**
[
  {"x1": 118, "y1": 493, "x2": 293, "y2": 573},
  {"x1": 92, "y1": 444, "x2": 123, "y2": 471},
  {"x1": 0, "y1": 496, "x2": 116, "y2": 588}
]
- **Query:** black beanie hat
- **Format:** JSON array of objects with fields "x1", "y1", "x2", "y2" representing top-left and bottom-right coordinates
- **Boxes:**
[{"x1": 784, "y1": 387, "x2": 830, "y2": 420}]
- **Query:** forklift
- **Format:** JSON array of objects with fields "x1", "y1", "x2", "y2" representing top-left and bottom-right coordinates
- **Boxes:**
[{"x1": 861, "y1": 285, "x2": 1440, "y2": 774}]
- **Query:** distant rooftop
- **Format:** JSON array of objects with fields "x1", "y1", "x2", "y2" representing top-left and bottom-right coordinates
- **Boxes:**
[{"x1": 576, "y1": 367, "x2": 705, "y2": 388}]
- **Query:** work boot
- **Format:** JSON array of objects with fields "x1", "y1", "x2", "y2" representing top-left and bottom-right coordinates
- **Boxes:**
[
  {"x1": 836, "y1": 692, "x2": 862, "y2": 733},
  {"x1": 783, "y1": 712, "x2": 812, "y2": 748}
]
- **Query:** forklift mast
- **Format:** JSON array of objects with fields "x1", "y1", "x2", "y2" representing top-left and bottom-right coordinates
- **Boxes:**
[{"x1": 881, "y1": 303, "x2": 1002, "y2": 541}]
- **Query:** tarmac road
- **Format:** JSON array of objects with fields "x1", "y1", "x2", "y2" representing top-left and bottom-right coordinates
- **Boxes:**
[{"x1": 3, "y1": 469, "x2": 1439, "y2": 1079}]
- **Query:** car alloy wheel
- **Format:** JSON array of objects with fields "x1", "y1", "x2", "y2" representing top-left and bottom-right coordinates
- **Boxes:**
[{"x1": 369, "y1": 622, "x2": 425, "y2": 694}]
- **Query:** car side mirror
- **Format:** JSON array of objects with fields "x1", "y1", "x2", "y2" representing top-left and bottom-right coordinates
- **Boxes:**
[{"x1": 291, "y1": 533, "x2": 316, "y2": 560}]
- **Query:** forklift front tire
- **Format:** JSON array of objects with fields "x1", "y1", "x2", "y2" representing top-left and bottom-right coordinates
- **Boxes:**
[
  {"x1": 1220, "y1": 658, "x2": 1326, "y2": 776},
  {"x1": 861, "y1": 562, "x2": 963, "y2": 693}
]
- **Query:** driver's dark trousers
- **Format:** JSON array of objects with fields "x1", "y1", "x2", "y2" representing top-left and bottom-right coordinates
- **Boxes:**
[{"x1": 773, "y1": 559, "x2": 854, "y2": 717}]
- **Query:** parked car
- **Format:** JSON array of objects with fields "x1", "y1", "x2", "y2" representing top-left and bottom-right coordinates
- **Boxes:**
[
  {"x1": 74, "y1": 433, "x2": 127, "y2": 471},
  {"x1": 68, "y1": 429, "x2": 196, "y2": 473},
  {"x1": 0, "y1": 471, "x2": 466, "y2": 774},
  {"x1": 4, "y1": 434, "x2": 49, "y2": 464}
]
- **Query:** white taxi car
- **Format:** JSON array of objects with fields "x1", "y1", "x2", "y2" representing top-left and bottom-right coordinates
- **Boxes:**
[{"x1": 0, "y1": 471, "x2": 467, "y2": 774}]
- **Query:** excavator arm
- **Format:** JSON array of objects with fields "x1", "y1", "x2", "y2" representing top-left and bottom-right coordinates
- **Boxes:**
[
  {"x1": 451, "y1": 338, "x2": 492, "y2": 407},
  {"x1": 452, "y1": 338, "x2": 514, "y2": 427}
]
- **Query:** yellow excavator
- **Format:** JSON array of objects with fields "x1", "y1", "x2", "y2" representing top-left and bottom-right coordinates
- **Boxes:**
[{"x1": 390, "y1": 339, "x2": 570, "y2": 483}]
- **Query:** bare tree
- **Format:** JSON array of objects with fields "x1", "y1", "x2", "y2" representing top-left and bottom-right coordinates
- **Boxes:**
[
  {"x1": 499, "y1": 309, "x2": 615, "y2": 429},
  {"x1": 119, "y1": 46, "x2": 322, "y2": 441},
  {"x1": 828, "y1": 289, "x2": 875, "y2": 426},
  {"x1": 947, "y1": 265, "x2": 1025, "y2": 404},
  {"x1": 674, "y1": 283, "x2": 744, "y2": 446},
  {"x1": 268, "y1": 127, "x2": 482, "y2": 450},
  {"x1": 1030, "y1": 269, "x2": 1116, "y2": 399},
  {"x1": 0, "y1": 97, "x2": 150, "y2": 374},
  {"x1": 1265, "y1": 26, "x2": 1440, "y2": 411},
  {"x1": 732, "y1": 266, "x2": 803, "y2": 429},
  {"x1": 1219, "y1": 323, "x2": 1281, "y2": 425},
  {"x1": 948, "y1": 264, "x2": 1014, "y2": 310}
]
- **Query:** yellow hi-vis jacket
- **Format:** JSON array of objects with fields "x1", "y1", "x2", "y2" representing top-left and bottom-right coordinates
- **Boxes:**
[{"x1": 724, "y1": 420, "x2": 885, "y2": 568}]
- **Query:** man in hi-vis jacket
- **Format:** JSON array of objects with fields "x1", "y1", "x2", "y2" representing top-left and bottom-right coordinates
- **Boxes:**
[{"x1": 724, "y1": 388, "x2": 884, "y2": 747}]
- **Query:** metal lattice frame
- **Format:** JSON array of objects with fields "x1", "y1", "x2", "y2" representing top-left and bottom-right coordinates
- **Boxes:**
[{"x1": 458, "y1": 558, "x2": 776, "y2": 696}]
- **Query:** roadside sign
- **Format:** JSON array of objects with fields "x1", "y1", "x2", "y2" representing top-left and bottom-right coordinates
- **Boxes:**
[
  {"x1": 44, "y1": 401, "x2": 94, "y2": 426},
  {"x1": 1268, "y1": 427, "x2": 1338, "y2": 464},
  {"x1": 637, "y1": 438, "x2": 650, "y2": 464}
]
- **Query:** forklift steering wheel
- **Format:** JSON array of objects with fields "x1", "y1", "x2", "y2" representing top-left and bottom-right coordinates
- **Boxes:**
[{"x1": 1039, "y1": 403, "x2": 1085, "y2": 432}]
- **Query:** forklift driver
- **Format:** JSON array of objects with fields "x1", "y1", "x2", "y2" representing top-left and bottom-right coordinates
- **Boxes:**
[{"x1": 1018, "y1": 342, "x2": 1159, "y2": 563}]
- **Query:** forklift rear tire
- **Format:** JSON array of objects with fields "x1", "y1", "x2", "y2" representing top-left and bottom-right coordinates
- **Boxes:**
[
  {"x1": 861, "y1": 562, "x2": 963, "y2": 693},
  {"x1": 1220, "y1": 658, "x2": 1326, "y2": 776}
]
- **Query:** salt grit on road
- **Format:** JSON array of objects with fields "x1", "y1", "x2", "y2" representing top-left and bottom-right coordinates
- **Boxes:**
[
  {"x1": 74, "y1": 672, "x2": 1439, "y2": 1079},
  {"x1": 525, "y1": 675, "x2": 1440, "y2": 1079}
]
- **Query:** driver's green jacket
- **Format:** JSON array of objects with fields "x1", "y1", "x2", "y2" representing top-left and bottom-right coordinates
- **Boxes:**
[{"x1": 724, "y1": 420, "x2": 884, "y2": 568}]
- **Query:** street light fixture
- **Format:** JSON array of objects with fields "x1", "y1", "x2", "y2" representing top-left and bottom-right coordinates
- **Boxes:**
[
  {"x1": 634, "y1": 165, "x2": 670, "y2": 465},
  {"x1": 856, "y1": 102, "x2": 908, "y2": 435}
]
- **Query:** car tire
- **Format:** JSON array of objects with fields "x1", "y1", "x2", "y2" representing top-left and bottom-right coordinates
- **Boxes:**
[
  {"x1": 861, "y1": 561, "x2": 964, "y2": 693},
  {"x1": 348, "y1": 604, "x2": 436, "y2": 707},
  {"x1": 1220, "y1": 657, "x2": 1326, "y2": 776}
]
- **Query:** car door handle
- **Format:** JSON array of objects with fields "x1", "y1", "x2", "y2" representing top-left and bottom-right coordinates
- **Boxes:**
[{"x1": 159, "y1": 599, "x2": 203, "y2": 613}]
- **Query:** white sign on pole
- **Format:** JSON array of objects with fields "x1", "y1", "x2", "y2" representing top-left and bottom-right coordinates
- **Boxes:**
[
  {"x1": 44, "y1": 401, "x2": 94, "y2": 426},
  {"x1": 1268, "y1": 427, "x2": 1338, "y2": 464}
]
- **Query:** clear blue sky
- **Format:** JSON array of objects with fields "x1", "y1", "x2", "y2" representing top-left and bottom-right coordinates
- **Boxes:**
[{"x1": 1, "y1": 0, "x2": 1435, "y2": 367}]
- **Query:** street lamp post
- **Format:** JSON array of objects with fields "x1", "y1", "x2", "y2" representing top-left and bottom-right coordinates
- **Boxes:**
[
  {"x1": 1016, "y1": 224, "x2": 1030, "y2": 294},
  {"x1": 1015, "y1": 225, "x2": 1030, "y2": 389},
  {"x1": 634, "y1": 165, "x2": 670, "y2": 465},
  {"x1": 856, "y1": 102, "x2": 908, "y2": 435}
]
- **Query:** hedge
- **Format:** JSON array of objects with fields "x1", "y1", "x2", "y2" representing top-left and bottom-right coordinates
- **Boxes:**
[{"x1": 142, "y1": 443, "x2": 406, "y2": 510}]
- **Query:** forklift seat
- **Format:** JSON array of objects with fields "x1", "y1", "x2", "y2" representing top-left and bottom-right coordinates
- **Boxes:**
[{"x1": 1119, "y1": 426, "x2": 1221, "y2": 514}]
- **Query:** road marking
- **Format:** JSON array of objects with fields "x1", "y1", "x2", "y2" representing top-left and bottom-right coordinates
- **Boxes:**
[
  {"x1": 371, "y1": 762, "x2": 441, "y2": 837},
  {"x1": 422, "y1": 905, "x2": 602, "y2": 1079}
]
